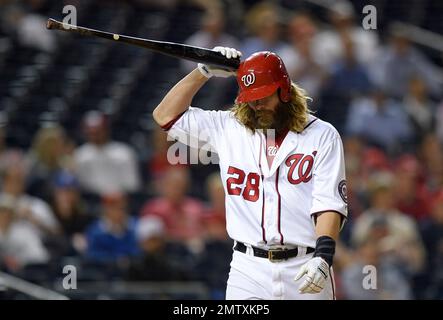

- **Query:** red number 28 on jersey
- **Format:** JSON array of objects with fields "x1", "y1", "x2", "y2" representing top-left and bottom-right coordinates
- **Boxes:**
[{"x1": 226, "y1": 166, "x2": 260, "y2": 202}]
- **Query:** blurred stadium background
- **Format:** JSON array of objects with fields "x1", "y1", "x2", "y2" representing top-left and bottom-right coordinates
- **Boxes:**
[{"x1": 0, "y1": 0, "x2": 442, "y2": 300}]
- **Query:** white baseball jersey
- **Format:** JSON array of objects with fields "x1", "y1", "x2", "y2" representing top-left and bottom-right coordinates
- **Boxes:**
[{"x1": 164, "y1": 107, "x2": 348, "y2": 249}]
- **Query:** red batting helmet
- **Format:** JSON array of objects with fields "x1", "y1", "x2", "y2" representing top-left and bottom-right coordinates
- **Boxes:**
[{"x1": 236, "y1": 51, "x2": 291, "y2": 104}]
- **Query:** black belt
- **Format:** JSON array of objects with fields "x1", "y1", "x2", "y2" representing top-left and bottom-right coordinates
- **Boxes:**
[{"x1": 234, "y1": 241, "x2": 315, "y2": 262}]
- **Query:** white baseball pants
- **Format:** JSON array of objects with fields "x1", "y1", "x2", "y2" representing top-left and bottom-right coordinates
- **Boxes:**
[{"x1": 226, "y1": 246, "x2": 335, "y2": 300}]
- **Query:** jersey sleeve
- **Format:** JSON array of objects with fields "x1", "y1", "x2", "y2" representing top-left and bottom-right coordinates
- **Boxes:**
[
  {"x1": 310, "y1": 136, "x2": 348, "y2": 222},
  {"x1": 162, "y1": 107, "x2": 227, "y2": 154}
]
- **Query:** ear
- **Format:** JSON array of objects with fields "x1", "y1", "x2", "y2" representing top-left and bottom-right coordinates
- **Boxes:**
[{"x1": 277, "y1": 88, "x2": 284, "y2": 103}]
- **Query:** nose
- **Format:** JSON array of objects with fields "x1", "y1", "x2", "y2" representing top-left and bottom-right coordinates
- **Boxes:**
[{"x1": 248, "y1": 100, "x2": 263, "y2": 110}]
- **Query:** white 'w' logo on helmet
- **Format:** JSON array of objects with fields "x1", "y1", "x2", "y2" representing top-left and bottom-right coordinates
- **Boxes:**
[{"x1": 241, "y1": 72, "x2": 256, "y2": 87}]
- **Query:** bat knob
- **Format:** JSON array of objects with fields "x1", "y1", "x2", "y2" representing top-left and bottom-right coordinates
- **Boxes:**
[{"x1": 46, "y1": 18, "x2": 55, "y2": 30}]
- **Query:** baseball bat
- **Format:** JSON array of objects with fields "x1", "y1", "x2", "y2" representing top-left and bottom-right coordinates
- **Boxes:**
[{"x1": 46, "y1": 18, "x2": 240, "y2": 70}]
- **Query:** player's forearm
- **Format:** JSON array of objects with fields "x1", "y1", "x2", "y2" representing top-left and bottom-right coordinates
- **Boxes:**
[
  {"x1": 153, "y1": 69, "x2": 208, "y2": 127},
  {"x1": 310, "y1": 211, "x2": 341, "y2": 267},
  {"x1": 314, "y1": 211, "x2": 341, "y2": 241}
]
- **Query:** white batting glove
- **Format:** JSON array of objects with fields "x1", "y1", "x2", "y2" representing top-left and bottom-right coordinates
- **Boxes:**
[
  {"x1": 197, "y1": 46, "x2": 242, "y2": 78},
  {"x1": 294, "y1": 257, "x2": 329, "y2": 294}
]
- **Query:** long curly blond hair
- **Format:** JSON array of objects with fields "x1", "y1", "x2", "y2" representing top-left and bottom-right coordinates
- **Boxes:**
[{"x1": 230, "y1": 83, "x2": 312, "y2": 133}]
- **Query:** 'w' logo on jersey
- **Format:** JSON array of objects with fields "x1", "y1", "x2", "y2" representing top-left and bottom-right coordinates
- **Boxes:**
[
  {"x1": 267, "y1": 146, "x2": 278, "y2": 156},
  {"x1": 285, "y1": 151, "x2": 317, "y2": 184}
]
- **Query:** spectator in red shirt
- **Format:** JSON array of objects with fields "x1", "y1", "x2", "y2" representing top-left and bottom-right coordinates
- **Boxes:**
[
  {"x1": 202, "y1": 172, "x2": 228, "y2": 241},
  {"x1": 140, "y1": 166, "x2": 205, "y2": 251},
  {"x1": 393, "y1": 154, "x2": 431, "y2": 220}
]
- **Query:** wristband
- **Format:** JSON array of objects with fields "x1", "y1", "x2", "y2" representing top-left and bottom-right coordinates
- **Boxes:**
[
  {"x1": 197, "y1": 63, "x2": 212, "y2": 78},
  {"x1": 313, "y1": 235, "x2": 336, "y2": 267}
]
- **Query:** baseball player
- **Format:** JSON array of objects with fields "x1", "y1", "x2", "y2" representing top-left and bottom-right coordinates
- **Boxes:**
[{"x1": 153, "y1": 47, "x2": 348, "y2": 300}]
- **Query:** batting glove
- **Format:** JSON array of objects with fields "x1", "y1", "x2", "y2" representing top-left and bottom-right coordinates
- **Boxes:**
[
  {"x1": 294, "y1": 257, "x2": 329, "y2": 294},
  {"x1": 197, "y1": 46, "x2": 241, "y2": 78}
]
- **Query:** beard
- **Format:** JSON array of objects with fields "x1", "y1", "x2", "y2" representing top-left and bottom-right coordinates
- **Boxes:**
[
  {"x1": 254, "y1": 109, "x2": 275, "y2": 129},
  {"x1": 252, "y1": 103, "x2": 290, "y2": 132}
]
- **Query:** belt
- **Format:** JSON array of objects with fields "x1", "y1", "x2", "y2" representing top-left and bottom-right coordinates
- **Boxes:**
[{"x1": 234, "y1": 241, "x2": 315, "y2": 262}]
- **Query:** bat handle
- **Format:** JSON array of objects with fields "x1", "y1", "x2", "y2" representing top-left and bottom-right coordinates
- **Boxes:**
[
  {"x1": 46, "y1": 18, "x2": 75, "y2": 31},
  {"x1": 46, "y1": 18, "x2": 58, "y2": 29}
]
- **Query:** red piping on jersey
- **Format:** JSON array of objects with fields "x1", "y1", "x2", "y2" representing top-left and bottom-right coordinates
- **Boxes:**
[
  {"x1": 272, "y1": 129, "x2": 288, "y2": 246},
  {"x1": 160, "y1": 110, "x2": 187, "y2": 131},
  {"x1": 330, "y1": 268, "x2": 336, "y2": 300},
  {"x1": 261, "y1": 186, "x2": 266, "y2": 244},
  {"x1": 258, "y1": 137, "x2": 267, "y2": 244},
  {"x1": 275, "y1": 167, "x2": 284, "y2": 245}
]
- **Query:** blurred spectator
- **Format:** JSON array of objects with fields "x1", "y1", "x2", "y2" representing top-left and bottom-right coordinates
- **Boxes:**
[
  {"x1": 202, "y1": 172, "x2": 227, "y2": 241},
  {"x1": 418, "y1": 134, "x2": 443, "y2": 192},
  {"x1": 437, "y1": 101, "x2": 443, "y2": 144},
  {"x1": 419, "y1": 191, "x2": 443, "y2": 298},
  {"x1": 194, "y1": 172, "x2": 233, "y2": 297},
  {"x1": 326, "y1": 35, "x2": 372, "y2": 98},
  {"x1": 315, "y1": 0, "x2": 379, "y2": 68},
  {"x1": 340, "y1": 142, "x2": 396, "y2": 247},
  {"x1": 341, "y1": 225, "x2": 412, "y2": 299},
  {"x1": 134, "y1": 0, "x2": 178, "y2": 9},
  {"x1": 181, "y1": 9, "x2": 239, "y2": 108},
  {"x1": 339, "y1": 136, "x2": 368, "y2": 244},
  {"x1": 345, "y1": 88, "x2": 413, "y2": 154},
  {"x1": 74, "y1": 111, "x2": 141, "y2": 195},
  {"x1": 369, "y1": 24, "x2": 442, "y2": 99},
  {"x1": 279, "y1": 12, "x2": 327, "y2": 101},
  {"x1": 240, "y1": 1, "x2": 290, "y2": 58},
  {"x1": 346, "y1": 145, "x2": 390, "y2": 197},
  {"x1": 195, "y1": 240, "x2": 233, "y2": 299},
  {"x1": 50, "y1": 170, "x2": 93, "y2": 256},
  {"x1": 393, "y1": 155, "x2": 431, "y2": 221},
  {"x1": 403, "y1": 76, "x2": 436, "y2": 145},
  {"x1": 147, "y1": 126, "x2": 173, "y2": 181},
  {"x1": 182, "y1": 9, "x2": 238, "y2": 74},
  {"x1": 352, "y1": 172, "x2": 426, "y2": 276},
  {"x1": 329, "y1": 238, "x2": 356, "y2": 295},
  {"x1": 140, "y1": 166, "x2": 205, "y2": 252},
  {"x1": 26, "y1": 124, "x2": 70, "y2": 200},
  {"x1": 0, "y1": 157, "x2": 60, "y2": 238},
  {"x1": 136, "y1": 216, "x2": 165, "y2": 255},
  {"x1": 360, "y1": 148, "x2": 391, "y2": 183},
  {"x1": 343, "y1": 144, "x2": 391, "y2": 220},
  {"x1": 319, "y1": 31, "x2": 372, "y2": 133},
  {"x1": 1, "y1": 4, "x2": 55, "y2": 52},
  {"x1": 126, "y1": 216, "x2": 192, "y2": 281},
  {"x1": 85, "y1": 193, "x2": 140, "y2": 263},
  {"x1": 0, "y1": 113, "x2": 24, "y2": 185},
  {"x1": 0, "y1": 194, "x2": 49, "y2": 272}
]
